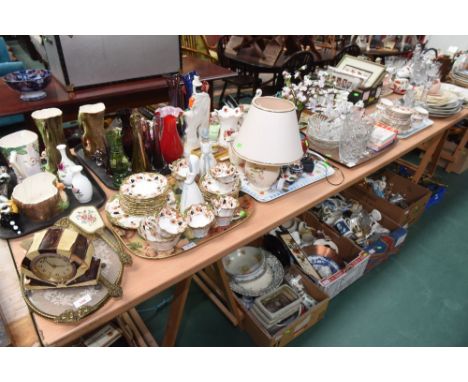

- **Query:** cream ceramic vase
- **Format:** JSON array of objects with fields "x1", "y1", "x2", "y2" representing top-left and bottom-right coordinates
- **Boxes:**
[
  {"x1": 70, "y1": 165, "x2": 93, "y2": 203},
  {"x1": 0, "y1": 130, "x2": 41, "y2": 182},
  {"x1": 215, "y1": 106, "x2": 243, "y2": 148},
  {"x1": 56, "y1": 144, "x2": 75, "y2": 187}
]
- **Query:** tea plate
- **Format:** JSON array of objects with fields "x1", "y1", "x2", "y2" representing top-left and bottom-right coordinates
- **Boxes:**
[
  {"x1": 105, "y1": 195, "x2": 143, "y2": 229},
  {"x1": 120, "y1": 172, "x2": 168, "y2": 199}
]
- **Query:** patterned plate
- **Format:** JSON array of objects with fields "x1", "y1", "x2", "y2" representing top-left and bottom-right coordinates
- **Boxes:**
[{"x1": 229, "y1": 254, "x2": 284, "y2": 297}]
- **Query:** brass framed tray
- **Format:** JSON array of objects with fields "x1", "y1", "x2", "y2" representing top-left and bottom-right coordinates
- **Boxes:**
[
  {"x1": 105, "y1": 195, "x2": 255, "y2": 260},
  {"x1": 20, "y1": 218, "x2": 124, "y2": 323}
]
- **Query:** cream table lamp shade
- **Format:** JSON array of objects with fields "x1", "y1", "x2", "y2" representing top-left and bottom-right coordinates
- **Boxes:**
[{"x1": 233, "y1": 96, "x2": 303, "y2": 166}]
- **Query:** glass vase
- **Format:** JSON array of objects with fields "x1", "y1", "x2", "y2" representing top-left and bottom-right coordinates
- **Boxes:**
[
  {"x1": 159, "y1": 114, "x2": 184, "y2": 165},
  {"x1": 130, "y1": 111, "x2": 151, "y2": 173},
  {"x1": 106, "y1": 127, "x2": 130, "y2": 187}
]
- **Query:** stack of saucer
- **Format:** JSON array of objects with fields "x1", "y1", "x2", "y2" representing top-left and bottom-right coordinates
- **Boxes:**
[
  {"x1": 119, "y1": 173, "x2": 169, "y2": 216},
  {"x1": 451, "y1": 68, "x2": 468, "y2": 88},
  {"x1": 426, "y1": 90, "x2": 462, "y2": 117},
  {"x1": 200, "y1": 163, "x2": 240, "y2": 203},
  {"x1": 381, "y1": 105, "x2": 413, "y2": 132}
]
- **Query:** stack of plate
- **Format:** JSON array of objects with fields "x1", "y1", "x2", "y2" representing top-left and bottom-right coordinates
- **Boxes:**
[
  {"x1": 223, "y1": 247, "x2": 284, "y2": 297},
  {"x1": 451, "y1": 68, "x2": 468, "y2": 88},
  {"x1": 381, "y1": 106, "x2": 413, "y2": 132},
  {"x1": 119, "y1": 172, "x2": 169, "y2": 215},
  {"x1": 105, "y1": 172, "x2": 170, "y2": 229},
  {"x1": 426, "y1": 91, "x2": 463, "y2": 117}
]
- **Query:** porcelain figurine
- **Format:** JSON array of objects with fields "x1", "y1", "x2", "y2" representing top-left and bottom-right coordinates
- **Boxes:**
[
  {"x1": 215, "y1": 106, "x2": 243, "y2": 148},
  {"x1": 56, "y1": 144, "x2": 75, "y2": 187},
  {"x1": 224, "y1": 132, "x2": 243, "y2": 166},
  {"x1": 183, "y1": 75, "x2": 211, "y2": 153},
  {"x1": 199, "y1": 139, "x2": 217, "y2": 178},
  {"x1": 70, "y1": 165, "x2": 93, "y2": 203},
  {"x1": 180, "y1": 171, "x2": 204, "y2": 214}
]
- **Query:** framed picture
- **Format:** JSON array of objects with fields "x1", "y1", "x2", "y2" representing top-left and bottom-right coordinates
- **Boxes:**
[{"x1": 336, "y1": 54, "x2": 386, "y2": 89}]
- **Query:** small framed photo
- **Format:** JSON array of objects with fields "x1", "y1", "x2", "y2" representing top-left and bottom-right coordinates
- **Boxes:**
[{"x1": 336, "y1": 54, "x2": 386, "y2": 89}]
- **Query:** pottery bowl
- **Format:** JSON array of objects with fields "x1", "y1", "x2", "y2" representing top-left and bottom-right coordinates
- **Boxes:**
[
  {"x1": 3, "y1": 69, "x2": 51, "y2": 93},
  {"x1": 222, "y1": 246, "x2": 267, "y2": 282}
]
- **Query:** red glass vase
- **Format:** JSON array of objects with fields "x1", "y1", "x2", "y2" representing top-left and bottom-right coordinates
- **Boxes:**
[{"x1": 159, "y1": 114, "x2": 183, "y2": 164}]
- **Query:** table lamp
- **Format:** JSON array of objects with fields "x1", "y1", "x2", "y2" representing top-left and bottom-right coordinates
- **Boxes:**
[{"x1": 233, "y1": 96, "x2": 303, "y2": 191}]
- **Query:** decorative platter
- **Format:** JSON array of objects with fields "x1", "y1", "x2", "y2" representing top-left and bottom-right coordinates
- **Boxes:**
[
  {"x1": 239, "y1": 160, "x2": 335, "y2": 203},
  {"x1": 105, "y1": 195, "x2": 255, "y2": 260},
  {"x1": 20, "y1": 218, "x2": 123, "y2": 323}
]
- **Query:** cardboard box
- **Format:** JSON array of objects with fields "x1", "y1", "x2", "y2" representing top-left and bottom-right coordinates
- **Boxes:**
[
  {"x1": 341, "y1": 188, "x2": 408, "y2": 268},
  {"x1": 353, "y1": 170, "x2": 431, "y2": 226},
  {"x1": 238, "y1": 265, "x2": 330, "y2": 347},
  {"x1": 280, "y1": 212, "x2": 370, "y2": 298}
]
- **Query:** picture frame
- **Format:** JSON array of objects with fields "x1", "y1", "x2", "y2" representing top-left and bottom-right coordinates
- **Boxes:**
[{"x1": 336, "y1": 54, "x2": 386, "y2": 89}]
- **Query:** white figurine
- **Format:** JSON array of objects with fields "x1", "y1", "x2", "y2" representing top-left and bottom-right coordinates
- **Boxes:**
[
  {"x1": 179, "y1": 171, "x2": 204, "y2": 214},
  {"x1": 199, "y1": 139, "x2": 217, "y2": 177},
  {"x1": 183, "y1": 75, "x2": 211, "y2": 153}
]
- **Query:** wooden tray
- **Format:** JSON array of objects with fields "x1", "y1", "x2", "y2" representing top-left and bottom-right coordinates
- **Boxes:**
[
  {"x1": 0, "y1": 165, "x2": 107, "y2": 240},
  {"x1": 105, "y1": 195, "x2": 255, "y2": 260}
]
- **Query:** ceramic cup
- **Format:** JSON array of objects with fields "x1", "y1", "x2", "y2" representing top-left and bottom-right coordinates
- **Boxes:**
[
  {"x1": 0, "y1": 130, "x2": 41, "y2": 182},
  {"x1": 211, "y1": 195, "x2": 239, "y2": 227},
  {"x1": 392, "y1": 78, "x2": 409, "y2": 95}
]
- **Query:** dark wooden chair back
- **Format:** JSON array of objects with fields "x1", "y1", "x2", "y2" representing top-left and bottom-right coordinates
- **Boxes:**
[
  {"x1": 274, "y1": 51, "x2": 317, "y2": 92},
  {"x1": 333, "y1": 44, "x2": 362, "y2": 66}
]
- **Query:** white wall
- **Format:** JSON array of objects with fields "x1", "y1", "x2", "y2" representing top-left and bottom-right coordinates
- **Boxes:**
[{"x1": 426, "y1": 35, "x2": 468, "y2": 54}]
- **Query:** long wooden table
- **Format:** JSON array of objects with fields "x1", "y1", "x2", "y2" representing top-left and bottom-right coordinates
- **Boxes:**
[
  {"x1": 4, "y1": 106, "x2": 468, "y2": 346},
  {"x1": 0, "y1": 56, "x2": 236, "y2": 123}
]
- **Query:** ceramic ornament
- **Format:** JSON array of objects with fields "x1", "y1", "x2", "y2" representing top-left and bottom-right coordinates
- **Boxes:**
[
  {"x1": 199, "y1": 140, "x2": 217, "y2": 178},
  {"x1": 31, "y1": 108, "x2": 66, "y2": 174},
  {"x1": 70, "y1": 165, "x2": 93, "y2": 203},
  {"x1": 180, "y1": 172, "x2": 204, "y2": 214},
  {"x1": 56, "y1": 144, "x2": 75, "y2": 187},
  {"x1": 215, "y1": 106, "x2": 243, "y2": 148},
  {"x1": 78, "y1": 102, "x2": 107, "y2": 158},
  {"x1": 183, "y1": 75, "x2": 211, "y2": 153}
]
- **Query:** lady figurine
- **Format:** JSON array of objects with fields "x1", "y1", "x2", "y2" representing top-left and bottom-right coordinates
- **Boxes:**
[
  {"x1": 183, "y1": 75, "x2": 211, "y2": 153},
  {"x1": 215, "y1": 106, "x2": 243, "y2": 148},
  {"x1": 70, "y1": 165, "x2": 93, "y2": 203},
  {"x1": 199, "y1": 137, "x2": 217, "y2": 178},
  {"x1": 180, "y1": 171, "x2": 204, "y2": 214}
]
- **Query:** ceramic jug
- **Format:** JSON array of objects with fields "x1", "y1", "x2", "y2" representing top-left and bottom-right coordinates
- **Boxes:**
[
  {"x1": 215, "y1": 106, "x2": 243, "y2": 148},
  {"x1": 70, "y1": 165, "x2": 93, "y2": 203},
  {"x1": 0, "y1": 130, "x2": 41, "y2": 182},
  {"x1": 56, "y1": 144, "x2": 75, "y2": 187}
]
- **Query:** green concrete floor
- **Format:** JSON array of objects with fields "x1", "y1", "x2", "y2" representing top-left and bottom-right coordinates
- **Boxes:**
[{"x1": 135, "y1": 159, "x2": 468, "y2": 346}]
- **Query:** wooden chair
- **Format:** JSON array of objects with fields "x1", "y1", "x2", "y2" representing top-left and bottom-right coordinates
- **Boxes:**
[
  {"x1": 332, "y1": 44, "x2": 362, "y2": 66},
  {"x1": 181, "y1": 35, "x2": 217, "y2": 63},
  {"x1": 216, "y1": 35, "x2": 262, "y2": 108},
  {"x1": 267, "y1": 51, "x2": 319, "y2": 94}
]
